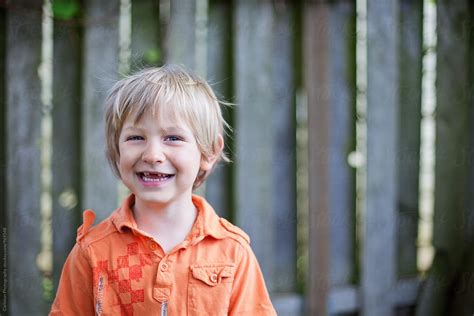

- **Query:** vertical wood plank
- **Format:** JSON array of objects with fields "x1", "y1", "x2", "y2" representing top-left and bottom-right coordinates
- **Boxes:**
[
  {"x1": 305, "y1": 1, "x2": 356, "y2": 314},
  {"x1": 416, "y1": 0, "x2": 472, "y2": 314},
  {"x1": 433, "y1": 0, "x2": 470, "y2": 276},
  {"x1": 166, "y1": 0, "x2": 196, "y2": 69},
  {"x1": 327, "y1": 0, "x2": 357, "y2": 289},
  {"x1": 272, "y1": 1, "x2": 297, "y2": 296},
  {"x1": 448, "y1": 3, "x2": 474, "y2": 314},
  {"x1": 305, "y1": 4, "x2": 330, "y2": 312},
  {"x1": 130, "y1": 0, "x2": 160, "y2": 71},
  {"x1": 364, "y1": 0, "x2": 399, "y2": 315},
  {"x1": 0, "y1": 3, "x2": 6, "y2": 313},
  {"x1": 6, "y1": 1, "x2": 49, "y2": 314},
  {"x1": 82, "y1": 0, "x2": 120, "y2": 221},
  {"x1": 234, "y1": 4, "x2": 299, "y2": 312},
  {"x1": 397, "y1": 0, "x2": 423, "y2": 279},
  {"x1": 205, "y1": 0, "x2": 233, "y2": 219},
  {"x1": 467, "y1": 0, "x2": 474, "y2": 247},
  {"x1": 234, "y1": 0, "x2": 275, "y2": 290},
  {"x1": 51, "y1": 6, "x2": 83, "y2": 289}
]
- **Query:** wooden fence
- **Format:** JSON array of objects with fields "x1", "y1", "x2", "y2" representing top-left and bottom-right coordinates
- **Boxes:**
[{"x1": 1, "y1": 0, "x2": 474, "y2": 315}]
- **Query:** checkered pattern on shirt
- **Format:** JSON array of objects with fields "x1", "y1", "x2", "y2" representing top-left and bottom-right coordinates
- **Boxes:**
[{"x1": 92, "y1": 242, "x2": 153, "y2": 316}]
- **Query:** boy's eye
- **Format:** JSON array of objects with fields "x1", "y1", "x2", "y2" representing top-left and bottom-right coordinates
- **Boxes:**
[
  {"x1": 165, "y1": 135, "x2": 182, "y2": 142},
  {"x1": 126, "y1": 135, "x2": 144, "y2": 141}
]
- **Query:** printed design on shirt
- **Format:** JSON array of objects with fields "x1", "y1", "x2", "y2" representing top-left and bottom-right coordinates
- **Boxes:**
[
  {"x1": 92, "y1": 242, "x2": 153, "y2": 316},
  {"x1": 95, "y1": 274, "x2": 104, "y2": 315}
]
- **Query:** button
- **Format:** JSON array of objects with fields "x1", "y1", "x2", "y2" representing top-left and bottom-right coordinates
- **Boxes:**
[
  {"x1": 160, "y1": 262, "x2": 168, "y2": 271},
  {"x1": 210, "y1": 273, "x2": 218, "y2": 283},
  {"x1": 150, "y1": 242, "x2": 159, "y2": 250}
]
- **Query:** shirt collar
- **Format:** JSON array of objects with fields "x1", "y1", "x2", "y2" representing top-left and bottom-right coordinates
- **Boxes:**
[
  {"x1": 190, "y1": 194, "x2": 228, "y2": 240},
  {"x1": 112, "y1": 194, "x2": 229, "y2": 241},
  {"x1": 112, "y1": 194, "x2": 139, "y2": 233}
]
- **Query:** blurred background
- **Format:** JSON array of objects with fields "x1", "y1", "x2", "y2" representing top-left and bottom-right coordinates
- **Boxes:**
[{"x1": 1, "y1": 0, "x2": 473, "y2": 315}]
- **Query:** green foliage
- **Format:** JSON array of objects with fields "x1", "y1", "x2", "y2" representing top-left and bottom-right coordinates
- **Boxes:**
[
  {"x1": 144, "y1": 48, "x2": 161, "y2": 65},
  {"x1": 53, "y1": 0, "x2": 81, "y2": 20},
  {"x1": 42, "y1": 277, "x2": 54, "y2": 302}
]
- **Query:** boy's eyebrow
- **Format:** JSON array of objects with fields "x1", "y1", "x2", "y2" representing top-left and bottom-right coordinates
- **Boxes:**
[
  {"x1": 121, "y1": 125, "x2": 142, "y2": 132},
  {"x1": 162, "y1": 126, "x2": 189, "y2": 134}
]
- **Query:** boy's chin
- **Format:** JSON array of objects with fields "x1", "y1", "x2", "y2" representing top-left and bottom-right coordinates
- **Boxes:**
[{"x1": 133, "y1": 191, "x2": 193, "y2": 206}]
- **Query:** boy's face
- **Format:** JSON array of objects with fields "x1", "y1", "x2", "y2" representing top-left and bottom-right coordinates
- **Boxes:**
[{"x1": 117, "y1": 112, "x2": 215, "y2": 207}]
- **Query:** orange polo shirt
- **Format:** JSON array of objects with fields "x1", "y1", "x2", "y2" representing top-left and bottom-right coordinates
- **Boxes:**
[{"x1": 50, "y1": 194, "x2": 276, "y2": 316}]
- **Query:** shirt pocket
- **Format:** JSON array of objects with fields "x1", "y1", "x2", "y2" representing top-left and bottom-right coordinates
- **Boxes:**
[{"x1": 188, "y1": 263, "x2": 236, "y2": 315}]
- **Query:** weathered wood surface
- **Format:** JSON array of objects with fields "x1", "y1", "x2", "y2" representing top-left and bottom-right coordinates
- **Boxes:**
[
  {"x1": 305, "y1": 0, "x2": 356, "y2": 314},
  {"x1": 271, "y1": 1, "x2": 297, "y2": 295},
  {"x1": 52, "y1": 9, "x2": 82, "y2": 289},
  {"x1": 327, "y1": 279, "x2": 420, "y2": 314},
  {"x1": 450, "y1": 2, "x2": 474, "y2": 314},
  {"x1": 0, "y1": 3, "x2": 6, "y2": 314},
  {"x1": 445, "y1": 4, "x2": 474, "y2": 315},
  {"x1": 305, "y1": 3, "x2": 331, "y2": 315},
  {"x1": 417, "y1": 0, "x2": 473, "y2": 315},
  {"x1": 234, "y1": 2, "x2": 300, "y2": 314},
  {"x1": 397, "y1": 0, "x2": 423, "y2": 279},
  {"x1": 204, "y1": 0, "x2": 233, "y2": 220},
  {"x1": 364, "y1": 1, "x2": 399, "y2": 315},
  {"x1": 82, "y1": 0, "x2": 120, "y2": 221},
  {"x1": 130, "y1": 0, "x2": 160, "y2": 71},
  {"x1": 6, "y1": 1, "x2": 49, "y2": 314},
  {"x1": 234, "y1": 0, "x2": 276, "y2": 290},
  {"x1": 0, "y1": 0, "x2": 6, "y2": 278},
  {"x1": 3, "y1": 1, "x2": 465, "y2": 314},
  {"x1": 166, "y1": 0, "x2": 196, "y2": 69}
]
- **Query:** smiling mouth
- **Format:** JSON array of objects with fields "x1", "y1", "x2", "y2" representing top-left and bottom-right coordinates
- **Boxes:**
[{"x1": 137, "y1": 171, "x2": 174, "y2": 183}]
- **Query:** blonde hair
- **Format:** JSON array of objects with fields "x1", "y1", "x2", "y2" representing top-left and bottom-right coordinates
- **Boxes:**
[{"x1": 105, "y1": 64, "x2": 230, "y2": 189}]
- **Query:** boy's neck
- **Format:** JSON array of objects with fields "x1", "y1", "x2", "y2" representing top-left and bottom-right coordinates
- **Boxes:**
[{"x1": 132, "y1": 195, "x2": 198, "y2": 253}]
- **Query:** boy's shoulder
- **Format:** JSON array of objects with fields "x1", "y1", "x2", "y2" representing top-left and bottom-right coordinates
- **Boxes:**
[
  {"x1": 216, "y1": 217, "x2": 251, "y2": 246},
  {"x1": 75, "y1": 208, "x2": 119, "y2": 248}
]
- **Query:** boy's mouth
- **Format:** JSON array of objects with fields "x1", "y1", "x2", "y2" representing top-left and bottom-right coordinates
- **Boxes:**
[{"x1": 137, "y1": 171, "x2": 174, "y2": 183}]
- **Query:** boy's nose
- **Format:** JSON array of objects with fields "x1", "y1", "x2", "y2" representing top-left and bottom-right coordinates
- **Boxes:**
[{"x1": 142, "y1": 142, "x2": 166, "y2": 164}]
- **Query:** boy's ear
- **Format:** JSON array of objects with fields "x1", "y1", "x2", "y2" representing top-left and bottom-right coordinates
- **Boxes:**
[{"x1": 200, "y1": 135, "x2": 224, "y2": 171}]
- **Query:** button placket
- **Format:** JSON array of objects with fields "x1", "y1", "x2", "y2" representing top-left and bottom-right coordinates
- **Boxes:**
[
  {"x1": 153, "y1": 257, "x2": 172, "y2": 306},
  {"x1": 160, "y1": 262, "x2": 168, "y2": 272}
]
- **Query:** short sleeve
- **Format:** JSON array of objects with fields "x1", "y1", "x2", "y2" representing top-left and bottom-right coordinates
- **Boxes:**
[
  {"x1": 229, "y1": 243, "x2": 277, "y2": 315},
  {"x1": 49, "y1": 243, "x2": 95, "y2": 315}
]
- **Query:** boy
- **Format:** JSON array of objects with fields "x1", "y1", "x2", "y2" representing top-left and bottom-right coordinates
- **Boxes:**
[{"x1": 50, "y1": 64, "x2": 276, "y2": 315}]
